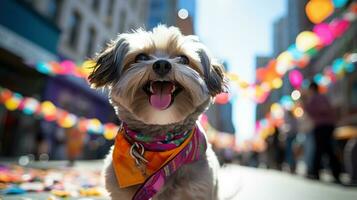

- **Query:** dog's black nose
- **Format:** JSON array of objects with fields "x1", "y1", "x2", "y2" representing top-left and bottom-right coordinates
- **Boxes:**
[{"x1": 153, "y1": 60, "x2": 172, "y2": 76}]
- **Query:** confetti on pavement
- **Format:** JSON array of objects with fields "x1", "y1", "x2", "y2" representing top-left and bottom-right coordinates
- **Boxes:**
[{"x1": 0, "y1": 162, "x2": 108, "y2": 200}]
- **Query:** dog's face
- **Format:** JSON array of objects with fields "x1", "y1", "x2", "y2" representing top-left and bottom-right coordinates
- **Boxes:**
[{"x1": 89, "y1": 26, "x2": 226, "y2": 125}]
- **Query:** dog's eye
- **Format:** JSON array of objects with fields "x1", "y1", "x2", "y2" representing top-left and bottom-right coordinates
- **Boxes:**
[
  {"x1": 135, "y1": 53, "x2": 150, "y2": 62},
  {"x1": 178, "y1": 55, "x2": 189, "y2": 65}
]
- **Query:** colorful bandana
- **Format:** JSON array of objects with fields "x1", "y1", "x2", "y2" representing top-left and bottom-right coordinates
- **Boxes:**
[
  {"x1": 123, "y1": 123, "x2": 191, "y2": 151},
  {"x1": 112, "y1": 123, "x2": 207, "y2": 200}
]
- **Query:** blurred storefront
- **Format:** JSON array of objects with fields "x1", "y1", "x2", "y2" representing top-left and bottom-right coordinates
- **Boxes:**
[
  {"x1": 307, "y1": 9, "x2": 357, "y2": 181},
  {"x1": 253, "y1": 0, "x2": 357, "y2": 180},
  {"x1": 0, "y1": 0, "x2": 60, "y2": 158},
  {"x1": 1, "y1": 0, "x2": 236, "y2": 163},
  {"x1": 0, "y1": 0, "x2": 149, "y2": 159}
]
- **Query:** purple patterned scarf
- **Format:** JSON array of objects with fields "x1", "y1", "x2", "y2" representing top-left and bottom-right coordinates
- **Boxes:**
[{"x1": 123, "y1": 123, "x2": 207, "y2": 200}]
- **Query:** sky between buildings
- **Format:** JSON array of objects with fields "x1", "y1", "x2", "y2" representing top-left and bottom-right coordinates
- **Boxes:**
[{"x1": 193, "y1": 0, "x2": 287, "y2": 141}]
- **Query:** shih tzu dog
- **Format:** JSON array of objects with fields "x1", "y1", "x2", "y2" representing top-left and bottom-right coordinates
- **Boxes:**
[{"x1": 89, "y1": 25, "x2": 226, "y2": 200}]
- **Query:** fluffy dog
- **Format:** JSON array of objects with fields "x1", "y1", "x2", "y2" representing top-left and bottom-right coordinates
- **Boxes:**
[{"x1": 89, "y1": 25, "x2": 226, "y2": 200}]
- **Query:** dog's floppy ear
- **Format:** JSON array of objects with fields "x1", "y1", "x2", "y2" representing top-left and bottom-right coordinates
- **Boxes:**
[
  {"x1": 88, "y1": 37, "x2": 129, "y2": 88},
  {"x1": 198, "y1": 49, "x2": 228, "y2": 96}
]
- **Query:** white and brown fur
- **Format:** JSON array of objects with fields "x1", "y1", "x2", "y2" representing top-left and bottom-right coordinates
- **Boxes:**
[{"x1": 89, "y1": 25, "x2": 227, "y2": 200}]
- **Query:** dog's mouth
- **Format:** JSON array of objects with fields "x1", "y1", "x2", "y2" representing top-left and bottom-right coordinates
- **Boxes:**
[{"x1": 143, "y1": 81, "x2": 182, "y2": 110}]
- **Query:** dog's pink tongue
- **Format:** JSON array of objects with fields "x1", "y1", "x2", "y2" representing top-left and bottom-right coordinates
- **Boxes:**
[{"x1": 150, "y1": 82, "x2": 174, "y2": 110}]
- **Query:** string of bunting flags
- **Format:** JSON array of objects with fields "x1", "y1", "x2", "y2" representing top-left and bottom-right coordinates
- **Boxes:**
[
  {"x1": 33, "y1": 60, "x2": 95, "y2": 80},
  {"x1": 6, "y1": 56, "x2": 354, "y2": 151},
  {"x1": 29, "y1": 2, "x2": 356, "y2": 106},
  {"x1": 215, "y1": 2, "x2": 357, "y2": 105},
  {"x1": 305, "y1": 0, "x2": 350, "y2": 24},
  {"x1": 1, "y1": 1, "x2": 354, "y2": 151},
  {"x1": 0, "y1": 86, "x2": 240, "y2": 149},
  {"x1": 255, "y1": 52, "x2": 357, "y2": 139},
  {"x1": 0, "y1": 86, "x2": 119, "y2": 140}
]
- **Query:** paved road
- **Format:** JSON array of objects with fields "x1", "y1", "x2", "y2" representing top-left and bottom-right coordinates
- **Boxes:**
[
  {"x1": 220, "y1": 165, "x2": 357, "y2": 200},
  {"x1": 2, "y1": 162, "x2": 357, "y2": 200}
]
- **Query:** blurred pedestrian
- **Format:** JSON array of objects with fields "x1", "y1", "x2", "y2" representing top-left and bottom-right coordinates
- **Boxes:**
[
  {"x1": 298, "y1": 112, "x2": 315, "y2": 176},
  {"x1": 66, "y1": 127, "x2": 85, "y2": 166},
  {"x1": 283, "y1": 110, "x2": 298, "y2": 173},
  {"x1": 266, "y1": 126, "x2": 284, "y2": 170},
  {"x1": 303, "y1": 82, "x2": 341, "y2": 182},
  {"x1": 344, "y1": 138, "x2": 357, "y2": 185}
]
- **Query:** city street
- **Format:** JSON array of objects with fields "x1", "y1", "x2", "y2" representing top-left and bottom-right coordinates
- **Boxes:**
[
  {"x1": 1, "y1": 0, "x2": 357, "y2": 200},
  {"x1": 2, "y1": 162, "x2": 357, "y2": 200},
  {"x1": 220, "y1": 165, "x2": 357, "y2": 200}
]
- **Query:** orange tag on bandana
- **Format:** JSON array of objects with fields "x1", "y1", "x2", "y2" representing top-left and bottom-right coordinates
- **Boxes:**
[{"x1": 112, "y1": 128, "x2": 194, "y2": 188}]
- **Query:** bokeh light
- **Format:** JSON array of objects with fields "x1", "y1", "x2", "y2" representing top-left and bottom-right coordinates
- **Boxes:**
[
  {"x1": 81, "y1": 60, "x2": 96, "y2": 77},
  {"x1": 332, "y1": 0, "x2": 349, "y2": 8},
  {"x1": 178, "y1": 9, "x2": 189, "y2": 19},
  {"x1": 293, "y1": 106, "x2": 304, "y2": 118},
  {"x1": 289, "y1": 69, "x2": 304, "y2": 89},
  {"x1": 291, "y1": 90, "x2": 301, "y2": 101},
  {"x1": 103, "y1": 123, "x2": 118, "y2": 140},
  {"x1": 313, "y1": 23, "x2": 335, "y2": 45},
  {"x1": 41, "y1": 101, "x2": 57, "y2": 121},
  {"x1": 305, "y1": 0, "x2": 334, "y2": 24},
  {"x1": 276, "y1": 51, "x2": 294, "y2": 74},
  {"x1": 270, "y1": 103, "x2": 284, "y2": 119},
  {"x1": 22, "y1": 97, "x2": 39, "y2": 115},
  {"x1": 330, "y1": 19, "x2": 350, "y2": 38},
  {"x1": 215, "y1": 92, "x2": 230, "y2": 104},
  {"x1": 296, "y1": 31, "x2": 321, "y2": 52},
  {"x1": 280, "y1": 95, "x2": 294, "y2": 110},
  {"x1": 5, "y1": 93, "x2": 22, "y2": 111},
  {"x1": 271, "y1": 78, "x2": 283, "y2": 89}
]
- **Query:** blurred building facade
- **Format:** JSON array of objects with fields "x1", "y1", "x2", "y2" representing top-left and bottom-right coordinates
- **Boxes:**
[
  {"x1": 206, "y1": 62, "x2": 236, "y2": 134},
  {"x1": 0, "y1": 0, "x2": 237, "y2": 160},
  {"x1": 206, "y1": 102, "x2": 236, "y2": 134},
  {"x1": 286, "y1": 0, "x2": 313, "y2": 44},
  {"x1": 176, "y1": 0, "x2": 196, "y2": 35},
  {"x1": 255, "y1": 0, "x2": 313, "y2": 121},
  {"x1": 30, "y1": 0, "x2": 148, "y2": 61},
  {"x1": 148, "y1": 0, "x2": 177, "y2": 29},
  {"x1": 0, "y1": 0, "x2": 149, "y2": 159},
  {"x1": 147, "y1": 0, "x2": 195, "y2": 35},
  {"x1": 256, "y1": 0, "x2": 357, "y2": 122},
  {"x1": 279, "y1": 0, "x2": 357, "y2": 124},
  {"x1": 175, "y1": 0, "x2": 235, "y2": 134},
  {"x1": 272, "y1": 17, "x2": 290, "y2": 58},
  {"x1": 0, "y1": 0, "x2": 61, "y2": 158},
  {"x1": 255, "y1": 1, "x2": 357, "y2": 174},
  {"x1": 255, "y1": 56, "x2": 273, "y2": 120}
]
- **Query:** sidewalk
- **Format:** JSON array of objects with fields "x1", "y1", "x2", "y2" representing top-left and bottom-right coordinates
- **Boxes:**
[
  {"x1": 1, "y1": 161, "x2": 108, "y2": 200},
  {"x1": 220, "y1": 165, "x2": 357, "y2": 200},
  {"x1": 1, "y1": 161, "x2": 357, "y2": 200}
]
